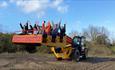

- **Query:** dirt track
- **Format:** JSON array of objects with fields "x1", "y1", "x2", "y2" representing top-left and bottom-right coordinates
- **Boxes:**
[{"x1": 0, "y1": 53, "x2": 115, "y2": 70}]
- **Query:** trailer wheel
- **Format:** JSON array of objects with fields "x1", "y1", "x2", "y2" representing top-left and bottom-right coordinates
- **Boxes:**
[{"x1": 26, "y1": 46, "x2": 37, "y2": 53}]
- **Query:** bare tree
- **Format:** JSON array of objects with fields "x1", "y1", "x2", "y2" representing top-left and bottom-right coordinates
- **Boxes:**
[
  {"x1": 69, "y1": 31, "x2": 78, "y2": 38},
  {"x1": 83, "y1": 26, "x2": 99, "y2": 41},
  {"x1": 83, "y1": 25, "x2": 110, "y2": 45},
  {"x1": 111, "y1": 39, "x2": 115, "y2": 46}
]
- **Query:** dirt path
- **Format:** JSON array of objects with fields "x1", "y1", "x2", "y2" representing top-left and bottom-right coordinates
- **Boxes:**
[{"x1": 0, "y1": 53, "x2": 115, "y2": 70}]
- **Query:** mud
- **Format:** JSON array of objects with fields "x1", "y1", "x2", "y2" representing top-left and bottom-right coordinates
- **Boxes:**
[{"x1": 0, "y1": 53, "x2": 115, "y2": 70}]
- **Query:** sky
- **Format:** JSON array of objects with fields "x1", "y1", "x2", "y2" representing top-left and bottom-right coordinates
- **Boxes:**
[{"x1": 0, "y1": 0, "x2": 115, "y2": 39}]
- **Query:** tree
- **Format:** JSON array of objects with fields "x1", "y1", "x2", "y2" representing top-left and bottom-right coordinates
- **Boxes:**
[
  {"x1": 83, "y1": 26, "x2": 99, "y2": 41},
  {"x1": 112, "y1": 39, "x2": 115, "y2": 46},
  {"x1": 69, "y1": 31, "x2": 78, "y2": 38},
  {"x1": 83, "y1": 25, "x2": 110, "y2": 45}
]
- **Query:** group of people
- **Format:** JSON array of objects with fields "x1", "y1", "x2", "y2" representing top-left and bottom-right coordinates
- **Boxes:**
[{"x1": 19, "y1": 21, "x2": 66, "y2": 43}]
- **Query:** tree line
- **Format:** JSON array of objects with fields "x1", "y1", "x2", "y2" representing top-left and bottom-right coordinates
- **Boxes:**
[{"x1": 0, "y1": 25, "x2": 115, "y2": 54}]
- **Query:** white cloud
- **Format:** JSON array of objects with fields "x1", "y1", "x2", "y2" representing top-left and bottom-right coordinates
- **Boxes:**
[
  {"x1": 50, "y1": 0, "x2": 68, "y2": 13},
  {"x1": 9, "y1": 0, "x2": 68, "y2": 17},
  {"x1": 52, "y1": 0, "x2": 63, "y2": 7},
  {"x1": 57, "y1": 5, "x2": 68, "y2": 13},
  {"x1": 15, "y1": 0, "x2": 49, "y2": 13},
  {"x1": 0, "y1": 1, "x2": 8, "y2": 8}
]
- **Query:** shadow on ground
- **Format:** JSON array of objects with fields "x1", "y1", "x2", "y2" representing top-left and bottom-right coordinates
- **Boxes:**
[{"x1": 82, "y1": 56, "x2": 115, "y2": 63}]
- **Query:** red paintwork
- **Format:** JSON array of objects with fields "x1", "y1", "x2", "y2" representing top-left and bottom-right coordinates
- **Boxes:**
[
  {"x1": 66, "y1": 36, "x2": 72, "y2": 44},
  {"x1": 12, "y1": 35, "x2": 42, "y2": 43},
  {"x1": 12, "y1": 34, "x2": 72, "y2": 44}
]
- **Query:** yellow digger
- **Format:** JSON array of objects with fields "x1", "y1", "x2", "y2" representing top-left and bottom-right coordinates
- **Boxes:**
[{"x1": 12, "y1": 22, "x2": 88, "y2": 61}]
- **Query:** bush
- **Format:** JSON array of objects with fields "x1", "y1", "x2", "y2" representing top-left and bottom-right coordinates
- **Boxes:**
[
  {"x1": 0, "y1": 33, "x2": 51, "y2": 53},
  {"x1": 0, "y1": 33, "x2": 18, "y2": 53}
]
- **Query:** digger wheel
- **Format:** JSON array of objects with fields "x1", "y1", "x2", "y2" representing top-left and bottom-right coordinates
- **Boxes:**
[
  {"x1": 73, "y1": 49, "x2": 80, "y2": 62},
  {"x1": 82, "y1": 48, "x2": 88, "y2": 59}
]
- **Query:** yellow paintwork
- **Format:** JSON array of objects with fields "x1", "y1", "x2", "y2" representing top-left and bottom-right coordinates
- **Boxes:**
[{"x1": 50, "y1": 45, "x2": 73, "y2": 59}]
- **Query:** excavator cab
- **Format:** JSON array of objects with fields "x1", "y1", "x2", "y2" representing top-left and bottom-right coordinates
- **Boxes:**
[
  {"x1": 72, "y1": 36, "x2": 85, "y2": 49},
  {"x1": 71, "y1": 36, "x2": 88, "y2": 61}
]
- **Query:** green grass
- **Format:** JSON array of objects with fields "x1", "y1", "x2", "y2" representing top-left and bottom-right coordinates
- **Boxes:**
[{"x1": 110, "y1": 46, "x2": 115, "y2": 53}]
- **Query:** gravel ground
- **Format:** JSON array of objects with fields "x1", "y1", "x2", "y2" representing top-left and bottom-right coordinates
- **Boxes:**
[{"x1": 0, "y1": 53, "x2": 115, "y2": 70}]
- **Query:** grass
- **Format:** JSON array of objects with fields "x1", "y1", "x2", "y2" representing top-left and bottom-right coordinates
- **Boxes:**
[{"x1": 110, "y1": 46, "x2": 115, "y2": 51}]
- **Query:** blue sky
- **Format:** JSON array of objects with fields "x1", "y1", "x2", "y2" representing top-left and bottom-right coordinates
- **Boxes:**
[{"x1": 0, "y1": 0, "x2": 115, "y2": 39}]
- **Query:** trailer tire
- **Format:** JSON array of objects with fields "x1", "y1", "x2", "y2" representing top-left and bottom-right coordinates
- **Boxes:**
[{"x1": 26, "y1": 46, "x2": 37, "y2": 53}]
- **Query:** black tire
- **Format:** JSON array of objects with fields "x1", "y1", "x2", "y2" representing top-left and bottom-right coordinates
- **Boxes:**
[
  {"x1": 26, "y1": 46, "x2": 37, "y2": 53},
  {"x1": 57, "y1": 58, "x2": 62, "y2": 61},
  {"x1": 82, "y1": 48, "x2": 88, "y2": 59},
  {"x1": 8, "y1": 46, "x2": 16, "y2": 53},
  {"x1": 73, "y1": 49, "x2": 80, "y2": 62},
  {"x1": 82, "y1": 54, "x2": 86, "y2": 59}
]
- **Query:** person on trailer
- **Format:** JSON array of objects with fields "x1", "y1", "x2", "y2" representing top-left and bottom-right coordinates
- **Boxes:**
[
  {"x1": 25, "y1": 22, "x2": 29, "y2": 34},
  {"x1": 33, "y1": 21, "x2": 40, "y2": 34},
  {"x1": 59, "y1": 23, "x2": 66, "y2": 42},
  {"x1": 19, "y1": 23, "x2": 25, "y2": 34},
  {"x1": 42, "y1": 21, "x2": 51, "y2": 42},
  {"x1": 29, "y1": 23, "x2": 34, "y2": 34},
  {"x1": 42, "y1": 21, "x2": 47, "y2": 42},
  {"x1": 51, "y1": 23, "x2": 59, "y2": 42},
  {"x1": 19, "y1": 21, "x2": 29, "y2": 35},
  {"x1": 35, "y1": 21, "x2": 42, "y2": 34}
]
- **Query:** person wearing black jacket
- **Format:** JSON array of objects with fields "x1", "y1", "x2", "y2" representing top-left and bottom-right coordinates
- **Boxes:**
[
  {"x1": 19, "y1": 22, "x2": 28, "y2": 34},
  {"x1": 25, "y1": 22, "x2": 28, "y2": 34},
  {"x1": 59, "y1": 23, "x2": 66, "y2": 42},
  {"x1": 29, "y1": 23, "x2": 33, "y2": 34},
  {"x1": 19, "y1": 23, "x2": 25, "y2": 34}
]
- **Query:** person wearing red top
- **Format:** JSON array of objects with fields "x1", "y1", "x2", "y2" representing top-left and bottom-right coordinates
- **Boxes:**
[
  {"x1": 42, "y1": 21, "x2": 46, "y2": 42},
  {"x1": 42, "y1": 21, "x2": 52, "y2": 42},
  {"x1": 45, "y1": 21, "x2": 51, "y2": 35},
  {"x1": 42, "y1": 21, "x2": 45, "y2": 32},
  {"x1": 42, "y1": 21, "x2": 51, "y2": 35}
]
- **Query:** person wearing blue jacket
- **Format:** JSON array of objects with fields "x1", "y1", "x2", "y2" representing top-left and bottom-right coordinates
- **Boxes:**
[{"x1": 51, "y1": 23, "x2": 59, "y2": 42}]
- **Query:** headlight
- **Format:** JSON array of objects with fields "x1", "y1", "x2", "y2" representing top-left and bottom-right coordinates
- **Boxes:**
[{"x1": 82, "y1": 47, "x2": 85, "y2": 50}]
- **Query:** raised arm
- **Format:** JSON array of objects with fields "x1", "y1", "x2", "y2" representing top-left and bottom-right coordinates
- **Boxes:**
[
  {"x1": 25, "y1": 22, "x2": 28, "y2": 30},
  {"x1": 64, "y1": 24, "x2": 66, "y2": 34},
  {"x1": 34, "y1": 24, "x2": 37, "y2": 30},
  {"x1": 59, "y1": 21, "x2": 61, "y2": 29},
  {"x1": 42, "y1": 20, "x2": 45, "y2": 30},
  {"x1": 51, "y1": 21, "x2": 55, "y2": 28},
  {"x1": 20, "y1": 23, "x2": 24, "y2": 29},
  {"x1": 29, "y1": 25, "x2": 33, "y2": 30},
  {"x1": 64, "y1": 24, "x2": 66, "y2": 31}
]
